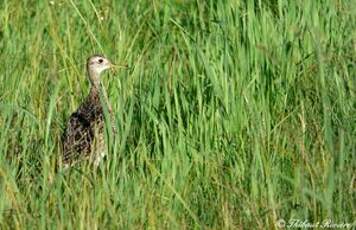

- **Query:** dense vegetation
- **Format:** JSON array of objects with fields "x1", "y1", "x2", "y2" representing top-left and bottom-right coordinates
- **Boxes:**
[{"x1": 0, "y1": 0, "x2": 354, "y2": 228}]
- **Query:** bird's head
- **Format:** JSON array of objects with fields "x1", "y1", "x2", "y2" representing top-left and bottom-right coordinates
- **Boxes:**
[{"x1": 87, "y1": 54, "x2": 113, "y2": 85}]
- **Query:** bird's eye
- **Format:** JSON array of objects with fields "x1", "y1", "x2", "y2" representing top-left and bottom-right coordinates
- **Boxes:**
[{"x1": 98, "y1": 59, "x2": 103, "y2": 64}]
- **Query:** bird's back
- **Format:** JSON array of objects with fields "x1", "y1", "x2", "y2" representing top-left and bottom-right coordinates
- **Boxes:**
[{"x1": 61, "y1": 90, "x2": 104, "y2": 167}]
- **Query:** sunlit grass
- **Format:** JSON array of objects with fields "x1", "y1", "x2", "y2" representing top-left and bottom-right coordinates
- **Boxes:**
[{"x1": 0, "y1": 0, "x2": 355, "y2": 228}]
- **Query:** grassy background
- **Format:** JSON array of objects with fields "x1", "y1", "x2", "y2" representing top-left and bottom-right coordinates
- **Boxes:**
[{"x1": 0, "y1": 0, "x2": 355, "y2": 229}]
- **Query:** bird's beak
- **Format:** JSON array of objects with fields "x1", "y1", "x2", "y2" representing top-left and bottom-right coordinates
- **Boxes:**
[
  {"x1": 109, "y1": 63, "x2": 128, "y2": 74},
  {"x1": 110, "y1": 63, "x2": 128, "y2": 69}
]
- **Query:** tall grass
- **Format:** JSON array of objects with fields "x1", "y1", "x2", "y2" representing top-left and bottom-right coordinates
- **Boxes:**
[{"x1": 0, "y1": 0, "x2": 355, "y2": 228}]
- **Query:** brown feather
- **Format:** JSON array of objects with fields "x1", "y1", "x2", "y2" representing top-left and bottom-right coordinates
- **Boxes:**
[{"x1": 62, "y1": 87, "x2": 106, "y2": 167}]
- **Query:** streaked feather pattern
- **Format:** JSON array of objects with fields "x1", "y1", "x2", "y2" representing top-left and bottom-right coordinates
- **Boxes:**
[{"x1": 61, "y1": 88, "x2": 105, "y2": 167}]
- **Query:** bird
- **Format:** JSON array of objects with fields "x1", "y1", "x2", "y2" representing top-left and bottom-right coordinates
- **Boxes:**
[{"x1": 61, "y1": 54, "x2": 116, "y2": 168}]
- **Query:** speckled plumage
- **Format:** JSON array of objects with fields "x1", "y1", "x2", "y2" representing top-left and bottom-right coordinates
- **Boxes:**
[{"x1": 61, "y1": 55, "x2": 114, "y2": 168}]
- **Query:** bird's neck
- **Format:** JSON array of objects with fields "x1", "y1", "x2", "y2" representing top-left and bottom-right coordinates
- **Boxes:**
[
  {"x1": 88, "y1": 80, "x2": 113, "y2": 116},
  {"x1": 88, "y1": 68, "x2": 101, "y2": 95},
  {"x1": 88, "y1": 67, "x2": 101, "y2": 86},
  {"x1": 89, "y1": 83, "x2": 101, "y2": 100}
]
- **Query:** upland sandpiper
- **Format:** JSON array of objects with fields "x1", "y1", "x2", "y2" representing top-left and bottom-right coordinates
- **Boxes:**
[{"x1": 61, "y1": 54, "x2": 115, "y2": 168}]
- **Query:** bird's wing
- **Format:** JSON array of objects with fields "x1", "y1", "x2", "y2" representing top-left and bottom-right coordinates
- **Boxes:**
[{"x1": 62, "y1": 111, "x2": 94, "y2": 164}]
